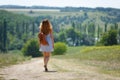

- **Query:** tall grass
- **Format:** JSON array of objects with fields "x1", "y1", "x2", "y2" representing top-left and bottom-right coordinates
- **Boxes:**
[
  {"x1": 62, "y1": 46, "x2": 120, "y2": 61},
  {"x1": 0, "y1": 50, "x2": 31, "y2": 68},
  {"x1": 53, "y1": 45, "x2": 120, "y2": 77},
  {"x1": 78, "y1": 46, "x2": 120, "y2": 61}
]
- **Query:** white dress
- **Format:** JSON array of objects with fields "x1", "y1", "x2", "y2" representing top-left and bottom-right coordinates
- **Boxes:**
[{"x1": 39, "y1": 33, "x2": 53, "y2": 52}]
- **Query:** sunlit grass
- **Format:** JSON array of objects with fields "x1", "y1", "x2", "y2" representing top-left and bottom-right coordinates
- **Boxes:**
[
  {"x1": 62, "y1": 45, "x2": 120, "y2": 61},
  {"x1": 53, "y1": 45, "x2": 120, "y2": 77},
  {"x1": 79, "y1": 46, "x2": 120, "y2": 61},
  {"x1": 0, "y1": 50, "x2": 31, "y2": 68}
]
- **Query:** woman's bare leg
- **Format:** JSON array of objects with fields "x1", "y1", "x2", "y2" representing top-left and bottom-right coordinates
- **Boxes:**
[
  {"x1": 46, "y1": 52, "x2": 50, "y2": 66},
  {"x1": 43, "y1": 52, "x2": 50, "y2": 71},
  {"x1": 43, "y1": 52, "x2": 46, "y2": 66}
]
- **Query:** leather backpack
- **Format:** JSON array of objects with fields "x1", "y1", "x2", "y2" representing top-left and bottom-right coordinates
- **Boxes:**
[{"x1": 38, "y1": 32, "x2": 48, "y2": 45}]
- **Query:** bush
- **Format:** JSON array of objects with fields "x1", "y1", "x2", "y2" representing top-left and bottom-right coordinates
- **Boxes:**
[
  {"x1": 53, "y1": 42, "x2": 67, "y2": 55},
  {"x1": 8, "y1": 38, "x2": 24, "y2": 50},
  {"x1": 22, "y1": 39, "x2": 42, "y2": 57},
  {"x1": 97, "y1": 30, "x2": 117, "y2": 46}
]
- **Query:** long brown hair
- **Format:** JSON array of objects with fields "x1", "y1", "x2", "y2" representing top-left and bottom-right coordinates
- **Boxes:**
[{"x1": 39, "y1": 19, "x2": 52, "y2": 35}]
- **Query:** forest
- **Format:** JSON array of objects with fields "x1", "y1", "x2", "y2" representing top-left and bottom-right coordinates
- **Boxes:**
[{"x1": 0, "y1": 6, "x2": 120, "y2": 52}]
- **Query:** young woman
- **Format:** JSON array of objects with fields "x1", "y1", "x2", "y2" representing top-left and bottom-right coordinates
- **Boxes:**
[{"x1": 38, "y1": 19, "x2": 54, "y2": 72}]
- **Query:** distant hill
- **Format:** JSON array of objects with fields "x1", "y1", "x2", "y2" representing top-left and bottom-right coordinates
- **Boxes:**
[
  {"x1": 0, "y1": 5, "x2": 119, "y2": 27},
  {"x1": 0, "y1": 5, "x2": 61, "y2": 9},
  {"x1": 0, "y1": 5, "x2": 120, "y2": 12}
]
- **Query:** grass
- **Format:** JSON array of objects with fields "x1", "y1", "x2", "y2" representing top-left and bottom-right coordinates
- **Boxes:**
[
  {"x1": 53, "y1": 45, "x2": 120, "y2": 77},
  {"x1": 79, "y1": 46, "x2": 120, "y2": 61},
  {"x1": 3, "y1": 8, "x2": 84, "y2": 17},
  {"x1": 63, "y1": 45, "x2": 120, "y2": 61},
  {"x1": 0, "y1": 50, "x2": 31, "y2": 68}
]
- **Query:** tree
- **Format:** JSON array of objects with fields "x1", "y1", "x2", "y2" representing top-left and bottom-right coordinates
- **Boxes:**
[
  {"x1": 104, "y1": 23, "x2": 107, "y2": 32},
  {"x1": 66, "y1": 28, "x2": 80, "y2": 46},
  {"x1": 97, "y1": 25, "x2": 100, "y2": 40},
  {"x1": 22, "y1": 21, "x2": 25, "y2": 34},
  {"x1": 66, "y1": 28, "x2": 76, "y2": 45},
  {"x1": 72, "y1": 22, "x2": 75, "y2": 29},
  {"x1": 118, "y1": 29, "x2": 120, "y2": 44},
  {"x1": 114, "y1": 23, "x2": 118, "y2": 30},
  {"x1": 58, "y1": 32, "x2": 66, "y2": 43},
  {"x1": 0, "y1": 10, "x2": 32, "y2": 50},
  {"x1": 100, "y1": 30, "x2": 117, "y2": 46},
  {"x1": 84, "y1": 12, "x2": 88, "y2": 17},
  {"x1": 108, "y1": 30, "x2": 117, "y2": 45},
  {"x1": 32, "y1": 22, "x2": 35, "y2": 36},
  {"x1": 3, "y1": 19, "x2": 7, "y2": 52},
  {"x1": 88, "y1": 23, "x2": 95, "y2": 37},
  {"x1": 0, "y1": 21, "x2": 3, "y2": 51},
  {"x1": 24, "y1": 22, "x2": 29, "y2": 40},
  {"x1": 75, "y1": 31, "x2": 81, "y2": 46}
]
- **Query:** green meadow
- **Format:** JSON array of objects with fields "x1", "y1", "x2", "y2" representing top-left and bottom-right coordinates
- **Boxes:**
[{"x1": 53, "y1": 45, "x2": 120, "y2": 77}]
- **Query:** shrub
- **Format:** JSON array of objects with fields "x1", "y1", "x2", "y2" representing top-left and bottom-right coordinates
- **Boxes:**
[
  {"x1": 8, "y1": 38, "x2": 24, "y2": 50},
  {"x1": 22, "y1": 39, "x2": 42, "y2": 57},
  {"x1": 53, "y1": 42, "x2": 67, "y2": 55},
  {"x1": 97, "y1": 30, "x2": 117, "y2": 46}
]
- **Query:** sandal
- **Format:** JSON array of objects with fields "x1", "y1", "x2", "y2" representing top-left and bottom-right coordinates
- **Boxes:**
[{"x1": 44, "y1": 65, "x2": 48, "y2": 72}]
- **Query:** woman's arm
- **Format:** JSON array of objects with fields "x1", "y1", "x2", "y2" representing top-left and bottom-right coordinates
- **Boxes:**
[
  {"x1": 38, "y1": 33, "x2": 41, "y2": 46},
  {"x1": 50, "y1": 30, "x2": 54, "y2": 48}
]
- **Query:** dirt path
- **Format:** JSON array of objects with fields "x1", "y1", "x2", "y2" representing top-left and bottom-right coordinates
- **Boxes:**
[{"x1": 0, "y1": 58, "x2": 120, "y2": 80}]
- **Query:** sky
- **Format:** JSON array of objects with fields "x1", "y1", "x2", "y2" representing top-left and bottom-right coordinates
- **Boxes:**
[{"x1": 0, "y1": 0, "x2": 120, "y2": 9}]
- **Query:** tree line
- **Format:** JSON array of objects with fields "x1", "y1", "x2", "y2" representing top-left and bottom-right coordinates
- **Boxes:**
[
  {"x1": 0, "y1": 10, "x2": 120, "y2": 52},
  {"x1": 0, "y1": 10, "x2": 35, "y2": 52}
]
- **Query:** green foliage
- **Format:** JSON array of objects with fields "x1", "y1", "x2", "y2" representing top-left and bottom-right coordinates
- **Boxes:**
[
  {"x1": 0, "y1": 9, "x2": 120, "y2": 50},
  {"x1": 66, "y1": 28, "x2": 76, "y2": 45},
  {"x1": 66, "y1": 28, "x2": 81, "y2": 46},
  {"x1": 22, "y1": 39, "x2": 42, "y2": 57},
  {"x1": 0, "y1": 10, "x2": 33, "y2": 51},
  {"x1": 58, "y1": 31, "x2": 66, "y2": 42},
  {"x1": 0, "y1": 19, "x2": 7, "y2": 52},
  {"x1": 8, "y1": 38, "x2": 24, "y2": 50},
  {"x1": 99, "y1": 30, "x2": 117, "y2": 46},
  {"x1": 53, "y1": 42, "x2": 67, "y2": 55},
  {"x1": 104, "y1": 23, "x2": 107, "y2": 32},
  {"x1": 88, "y1": 23, "x2": 95, "y2": 36}
]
